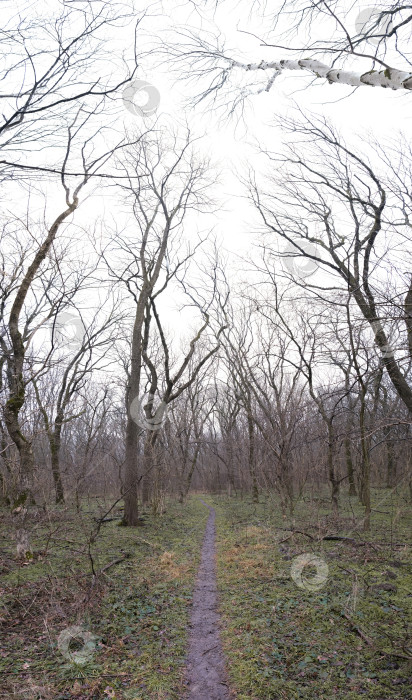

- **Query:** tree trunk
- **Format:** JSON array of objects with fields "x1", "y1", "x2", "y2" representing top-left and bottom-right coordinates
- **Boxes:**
[
  {"x1": 123, "y1": 297, "x2": 147, "y2": 525},
  {"x1": 327, "y1": 424, "x2": 339, "y2": 516},
  {"x1": 279, "y1": 458, "x2": 294, "y2": 516},
  {"x1": 123, "y1": 416, "x2": 140, "y2": 525},
  {"x1": 4, "y1": 197, "x2": 80, "y2": 557},
  {"x1": 141, "y1": 429, "x2": 158, "y2": 505},
  {"x1": 358, "y1": 399, "x2": 371, "y2": 531},
  {"x1": 230, "y1": 57, "x2": 412, "y2": 92},
  {"x1": 0, "y1": 424, "x2": 13, "y2": 504},
  {"x1": 227, "y1": 437, "x2": 236, "y2": 496},
  {"x1": 4, "y1": 398, "x2": 35, "y2": 507},
  {"x1": 384, "y1": 428, "x2": 396, "y2": 489},
  {"x1": 345, "y1": 435, "x2": 357, "y2": 496},
  {"x1": 182, "y1": 445, "x2": 200, "y2": 502},
  {"x1": 247, "y1": 411, "x2": 259, "y2": 503},
  {"x1": 352, "y1": 296, "x2": 412, "y2": 415},
  {"x1": 50, "y1": 428, "x2": 65, "y2": 504}
]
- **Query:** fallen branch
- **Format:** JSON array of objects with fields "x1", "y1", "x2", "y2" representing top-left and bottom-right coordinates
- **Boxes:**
[
  {"x1": 93, "y1": 516, "x2": 122, "y2": 524},
  {"x1": 276, "y1": 527, "x2": 314, "y2": 539},
  {"x1": 100, "y1": 555, "x2": 128, "y2": 574},
  {"x1": 322, "y1": 535, "x2": 358, "y2": 542},
  {"x1": 278, "y1": 535, "x2": 293, "y2": 544},
  {"x1": 380, "y1": 648, "x2": 412, "y2": 661},
  {"x1": 89, "y1": 555, "x2": 128, "y2": 589},
  {"x1": 341, "y1": 612, "x2": 373, "y2": 646},
  {"x1": 322, "y1": 536, "x2": 407, "y2": 547}
]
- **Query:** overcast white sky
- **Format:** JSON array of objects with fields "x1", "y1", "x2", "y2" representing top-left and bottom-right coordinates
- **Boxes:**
[
  {"x1": 4, "y1": 0, "x2": 412, "y2": 350},
  {"x1": 110, "y1": 0, "x2": 412, "y2": 258}
]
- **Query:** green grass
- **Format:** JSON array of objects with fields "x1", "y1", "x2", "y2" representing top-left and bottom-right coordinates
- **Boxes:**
[
  {"x1": 2, "y1": 488, "x2": 410, "y2": 699},
  {"x1": 208, "y1": 488, "x2": 412, "y2": 700},
  {"x1": 0, "y1": 497, "x2": 209, "y2": 699}
]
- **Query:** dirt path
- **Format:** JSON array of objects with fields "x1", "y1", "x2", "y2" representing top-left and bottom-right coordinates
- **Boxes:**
[{"x1": 185, "y1": 501, "x2": 230, "y2": 700}]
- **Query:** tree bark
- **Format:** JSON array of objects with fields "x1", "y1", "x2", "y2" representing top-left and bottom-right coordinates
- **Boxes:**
[
  {"x1": 345, "y1": 434, "x2": 357, "y2": 497},
  {"x1": 358, "y1": 395, "x2": 371, "y2": 531},
  {"x1": 326, "y1": 422, "x2": 339, "y2": 516},
  {"x1": 141, "y1": 429, "x2": 158, "y2": 505},
  {"x1": 123, "y1": 295, "x2": 148, "y2": 525},
  {"x1": 123, "y1": 415, "x2": 141, "y2": 525},
  {"x1": 384, "y1": 428, "x2": 396, "y2": 489},
  {"x1": 50, "y1": 423, "x2": 65, "y2": 505},
  {"x1": 247, "y1": 411, "x2": 259, "y2": 503},
  {"x1": 229, "y1": 57, "x2": 412, "y2": 91}
]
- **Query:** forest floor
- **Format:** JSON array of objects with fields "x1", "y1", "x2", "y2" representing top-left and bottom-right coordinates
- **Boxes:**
[
  {"x1": 211, "y1": 487, "x2": 412, "y2": 700},
  {"x1": 0, "y1": 487, "x2": 411, "y2": 699},
  {"x1": 0, "y1": 497, "x2": 208, "y2": 699}
]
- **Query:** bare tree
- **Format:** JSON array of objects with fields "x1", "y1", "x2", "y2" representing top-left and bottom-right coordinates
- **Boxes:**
[
  {"x1": 139, "y1": 293, "x2": 225, "y2": 506},
  {"x1": 0, "y1": 0, "x2": 146, "y2": 556},
  {"x1": 212, "y1": 382, "x2": 241, "y2": 497},
  {"x1": 248, "y1": 321, "x2": 308, "y2": 515},
  {"x1": 33, "y1": 293, "x2": 122, "y2": 503},
  {"x1": 103, "y1": 132, "x2": 215, "y2": 525},
  {"x1": 249, "y1": 115, "x2": 412, "y2": 415},
  {"x1": 220, "y1": 305, "x2": 261, "y2": 503},
  {"x1": 169, "y1": 364, "x2": 217, "y2": 503},
  {"x1": 0, "y1": 1, "x2": 140, "y2": 173},
  {"x1": 164, "y1": 1, "x2": 412, "y2": 115}
]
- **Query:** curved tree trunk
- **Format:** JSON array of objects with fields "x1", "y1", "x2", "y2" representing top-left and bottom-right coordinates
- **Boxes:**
[{"x1": 4, "y1": 194, "x2": 80, "y2": 533}]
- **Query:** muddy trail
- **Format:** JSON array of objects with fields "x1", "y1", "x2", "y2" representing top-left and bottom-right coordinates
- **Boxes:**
[{"x1": 185, "y1": 501, "x2": 230, "y2": 700}]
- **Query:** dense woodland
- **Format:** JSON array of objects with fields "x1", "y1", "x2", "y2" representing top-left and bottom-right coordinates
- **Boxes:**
[
  {"x1": 0, "y1": 0, "x2": 412, "y2": 545},
  {"x1": 0, "y1": 2, "x2": 411, "y2": 697}
]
